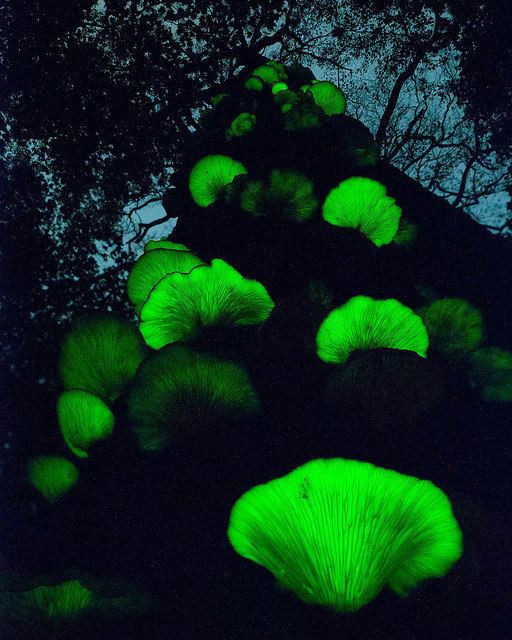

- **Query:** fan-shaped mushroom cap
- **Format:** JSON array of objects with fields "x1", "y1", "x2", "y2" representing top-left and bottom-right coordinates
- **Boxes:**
[
  {"x1": 189, "y1": 154, "x2": 248, "y2": 207},
  {"x1": 322, "y1": 176, "x2": 402, "y2": 246},
  {"x1": 127, "y1": 345, "x2": 260, "y2": 451},
  {"x1": 468, "y1": 347, "x2": 512, "y2": 402},
  {"x1": 226, "y1": 112, "x2": 257, "y2": 138},
  {"x1": 139, "y1": 259, "x2": 275, "y2": 350},
  {"x1": 393, "y1": 218, "x2": 418, "y2": 246},
  {"x1": 244, "y1": 76, "x2": 263, "y2": 91},
  {"x1": 57, "y1": 390, "x2": 114, "y2": 458},
  {"x1": 284, "y1": 102, "x2": 322, "y2": 130},
  {"x1": 228, "y1": 458, "x2": 462, "y2": 612},
  {"x1": 317, "y1": 296, "x2": 429, "y2": 364},
  {"x1": 27, "y1": 456, "x2": 78, "y2": 503},
  {"x1": 417, "y1": 298, "x2": 484, "y2": 355},
  {"x1": 252, "y1": 60, "x2": 287, "y2": 84},
  {"x1": 59, "y1": 315, "x2": 146, "y2": 404},
  {"x1": 271, "y1": 82, "x2": 288, "y2": 95},
  {"x1": 144, "y1": 238, "x2": 189, "y2": 252},
  {"x1": 306, "y1": 80, "x2": 346, "y2": 116},
  {"x1": 240, "y1": 169, "x2": 318, "y2": 222},
  {"x1": 127, "y1": 247, "x2": 204, "y2": 314}
]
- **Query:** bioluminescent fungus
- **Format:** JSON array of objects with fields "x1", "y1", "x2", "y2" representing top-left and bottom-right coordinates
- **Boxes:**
[
  {"x1": 57, "y1": 390, "x2": 115, "y2": 458},
  {"x1": 393, "y1": 218, "x2": 418, "y2": 246},
  {"x1": 316, "y1": 296, "x2": 429, "y2": 364},
  {"x1": 226, "y1": 112, "x2": 256, "y2": 139},
  {"x1": 322, "y1": 176, "x2": 402, "y2": 246},
  {"x1": 252, "y1": 60, "x2": 287, "y2": 84},
  {"x1": 468, "y1": 347, "x2": 512, "y2": 402},
  {"x1": 144, "y1": 238, "x2": 189, "y2": 252},
  {"x1": 417, "y1": 298, "x2": 484, "y2": 355},
  {"x1": 244, "y1": 76, "x2": 263, "y2": 91},
  {"x1": 139, "y1": 259, "x2": 275, "y2": 350},
  {"x1": 271, "y1": 82, "x2": 288, "y2": 95},
  {"x1": 127, "y1": 247, "x2": 203, "y2": 314},
  {"x1": 27, "y1": 457, "x2": 79, "y2": 503},
  {"x1": 240, "y1": 169, "x2": 318, "y2": 222},
  {"x1": 127, "y1": 345, "x2": 260, "y2": 451},
  {"x1": 306, "y1": 80, "x2": 346, "y2": 116},
  {"x1": 211, "y1": 93, "x2": 228, "y2": 106},
  {"x1": 284, "y1": 102, "x2": 322, "y2": 130},
  {"x1": 59, "y1": 315, "x2": 146, "y2": 404},
  {"x1": 228, "y1": 458, "x2": 462, "y2": 612},
  {"x1": 189, "y1": 154, "x2": 248, "y2": 207}
]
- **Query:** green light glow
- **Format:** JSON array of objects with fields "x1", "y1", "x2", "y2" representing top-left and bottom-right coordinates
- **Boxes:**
[
  {"x1": 226, "y1": 112, "x2": 256, "y2": 138},
  {"x1": 127, "y1": 247, "x2": 203, "y2": 314},
  {"x1": 127, "y1": 345, "x2": 260, "y2": 451},
  {"x1": 316, "y1": 296, "x2": 429, "y2": 364},
  {"x1": 27, "y1": 457, "x2": 79, "y2": 502},
  {"x1": 228, "y1": 458, "x2": 462, "y2": 612},
  {"x1": 306, "y1": 81, "x2": 346, "y2": 116},
  {"x1": 144, "y1": 238, "x2": 190, "y2": 252},
  {"x1": 468, "y1": 347, "x2": 512, "y2": 401},
  {"x1": 284, "y1": 102, "x2": 322, "y2": 130},
  {"x1": 252, "y1": 60, "x2": 287, "y2": 84},
  {"x1": 393, "y1": 218, "x2": 418, "y2": 245},
  {"x1": 189, "y1": 154, "x2": 248, "y2": 207},
  {"x1": 322, "y1": 176, "x2": 402, "y2": 246},
  {"x1": 57, "y1": 390, "x2": 114, "y2": 458},
  {"x1": 244, "y1": 77, "x2": 263, "y2": 91},
  {"x1": 211, "y1": 93, "x2": 228, "y2": 106},
  {"x1": 139, "y1": 259, "x2": 274, "y2": 350},
  {"x1": 59, "y1": 315, "x2": 146, "y2": 404},
  {"x1": 240, "y1": 169, "x2": 318, "y2": 222},
  {"x1": 271, "y1": 82, "x2": 288, "y2": 94},
  {"x1": 417, "y1": 298, "x2": 484, "y2": 354},
  {"x1": 9, "y1": 580, "x2": 93, "y2": 621}
]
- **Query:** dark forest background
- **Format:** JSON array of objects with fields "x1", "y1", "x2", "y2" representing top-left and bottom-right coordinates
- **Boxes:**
[{"x1": 0, "y1": 2, "x2": 511, "y2": 638}]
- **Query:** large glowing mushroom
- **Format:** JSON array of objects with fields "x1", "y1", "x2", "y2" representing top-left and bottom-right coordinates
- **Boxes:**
[
  {"x1": 316, "y1": 295, "x2": 429, "y2": 364},
  {"x1": 59, "y1": 315, "x2": 146, "y2": 404},
  {"x1": 306, "y1": 80, "x2": 346, "y2": 116},
  {"x1": 322, "y1": 176, "x2": 402, "y2": 246},
  {"x1": 228, "y1": 458, "x2": 462, "y2": 612},
  {"x1": 139, "y1": 259, "x2": 274, "y2": 350},
  {"x1": 127, "y1": 345, "x2": 260, "y2": 451}
]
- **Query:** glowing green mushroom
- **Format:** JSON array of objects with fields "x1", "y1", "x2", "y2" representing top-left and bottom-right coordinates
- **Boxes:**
[
  {"x1": 139, "y1": 259, "x2": 275, "y2": 350},
  {"x1": 226, "y1": 112, "x2": 257, "y2": 139},
  {"x1": 417, "y1": 298, "x2": 484, "y2": 355},
  {"x1": 127, "y1": 345, "x2": 260, "y2": 451},
  {"x1": 189, "y1": 154, "x2": 248, "y2": 207},
  {"x1": 127, "y1": 247, "x2": 204, "y2": 314},
  {"x1": 468, "y1": 347, "x2": 512, "y2": 402},
  {"x1": 144, "y1": 238, "x2": 189, "y2": 252},
  {"x1": 59, "y1": 315, "x2": 147, "y2": 404},
  {"x1": 252, "y1": 60, "x2": 287, "y2": 84},
  {"x1": 316, "y1": 295, "x2": 429, "y2": 364},
  {"x1": 284, "y1": 102, "x2": 322, "y2": 130},
  {"x1": 322, "y1": 176, "x2": 402, "y2": 247},
  {"x1": 306, "y1": 80, "x2": 346, "y2": 116},
  {"x1": 271, "y1": 82, "x2": 288, "y2": 95},
  {"x1": 240, "y1": 169, "x2": 318, "y2": 222},
  {"x1": 57, "y1": 390, "x2": 114, "y2": 458},
  {"x1": 27, "y1": 456, "x2": 79, "y2": 503},
  {"x1": 228, "y1": 458, "x2": 462, "y2": 612},
  {"x1": 393, "y1": 218, "x2": 418, "y2": 246},
  {"x1": 211, "y1": 93, "x2": 228, "y2": 106},
  {"x1": 244, "y1": 76, "x2": 263, "y2": 92}
]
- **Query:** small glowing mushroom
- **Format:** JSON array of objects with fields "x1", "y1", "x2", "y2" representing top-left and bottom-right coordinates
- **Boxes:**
[
  {"x1": 226, "y1": 112, "x2": 257, "y2": 139},
  {"x1": 316, "y1": 295, "x2": 429, "y2": 364},
  {"x1": 27, "y1": 456, "x2": 79, "y2": 503},
  {"x1": 127, "y1": 345, "x2": 260, "y2": 451},
  {"x1": 251, "y1": 60, "x2": 287, "y2": 84},
  {"x1": 57, "y1": 390, "x2": 115, "y2": 458},
  {"x1": 139, "y1": 259, "x2": 275, "y2": 350},
  {"x1": 240, "y1": 169, "x2": 318, "y2": 222},
  {"x1": 59, "y1": 315, "x2": 147, "y2": 404},
  {"x1": 189, "y1": 154, "x2": 248, "y2": 207},
  {"x1": 467, "y1": 347, "x2": 512, "y2": 402},
  {"x1": 306, "y1": 80, "x2": 346, "y2": 116},
  {"x1": 393, "y1": 218, "x2": 418, "y2": 246},
  {"x1": 417, "y1": 298, "x2": 484, "y2": 355},
  {"x1": 211, "y1": 93, "x2": 228, "y2": 106},
  {"x1": 127, "y1": 247, "x2": 204, "y2": 314},
  {"x1": 283, "y1": 101, "x2": 322, "y2": 130},
  {"x1": 228, "y1": 458, "x2": 462, "y2": 612},
  {"x1": 271, "y1": 82, "x2": 288, "y2": 95},
  {"x1": 322, "y1": 176, "x2": 402, "y2": 246}
]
